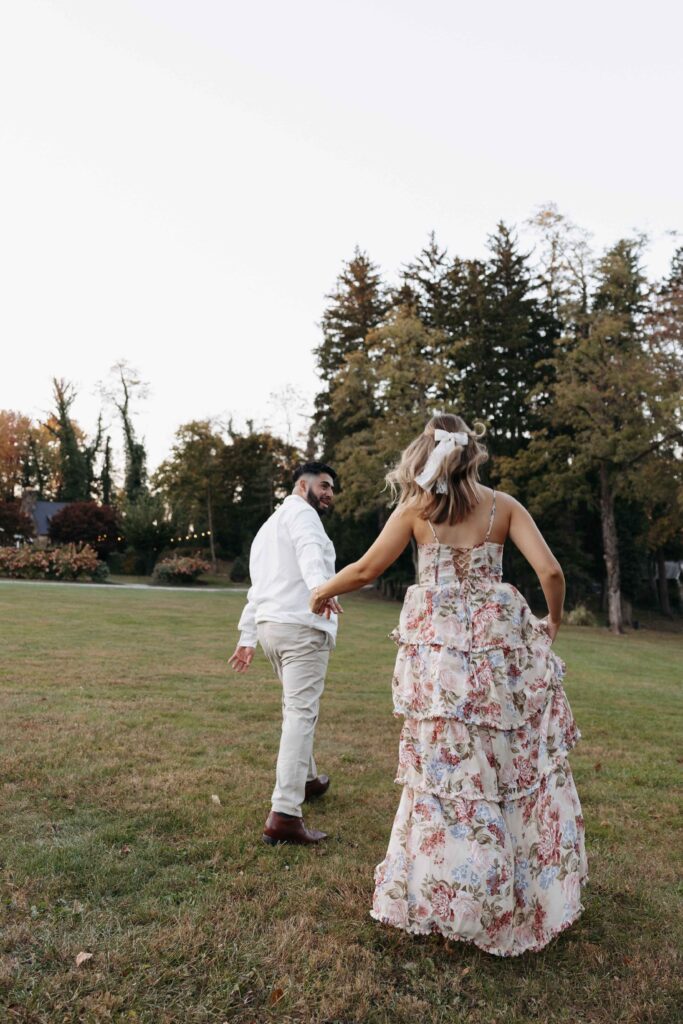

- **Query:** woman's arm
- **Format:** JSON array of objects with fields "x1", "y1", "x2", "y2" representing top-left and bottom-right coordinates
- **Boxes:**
[
  {"x1": 507, "y1": 496, "x2": 565, "y2": 638},
  {"x1": 310, "y1": 507, "x2": 415, "y2": 611}
]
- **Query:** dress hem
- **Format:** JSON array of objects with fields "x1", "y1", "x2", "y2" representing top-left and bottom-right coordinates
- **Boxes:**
[{"x1": 369, "y1": 887, "x2": 588, "y2": 958}]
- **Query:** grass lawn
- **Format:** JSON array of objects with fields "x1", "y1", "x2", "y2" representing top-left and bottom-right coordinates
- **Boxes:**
[
  {"x1": 1, "y1": 582, "x2": 682, "y2": 1024},
  {"x1": 107, "y1": 575, "x2": 247, "y2": 589}
]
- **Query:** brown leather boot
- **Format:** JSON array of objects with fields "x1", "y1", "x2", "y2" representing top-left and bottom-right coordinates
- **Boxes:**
[
  {"x1": 262, "y1": 811, "x2": 328, "y2": 846},
  {"x1": 304, "y1": 775, "x2": 330, "y2": 800}
]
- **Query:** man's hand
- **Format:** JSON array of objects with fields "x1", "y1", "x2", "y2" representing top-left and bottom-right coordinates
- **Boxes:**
[{"x1": 228, "y1": 645, "x2": 255, "y2": 673}]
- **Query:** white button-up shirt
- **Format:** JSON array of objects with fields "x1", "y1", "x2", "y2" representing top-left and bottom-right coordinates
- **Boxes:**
[{"x1": 237, "y1": 494, "x2": 337, "y2": 647}]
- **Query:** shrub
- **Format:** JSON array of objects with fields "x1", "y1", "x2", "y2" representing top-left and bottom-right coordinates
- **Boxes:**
[
  {"x1": 0, "y1": 544, "x2": 102, "y2": 581},
  {"x1": 230, "y1": 555, "x2": 249, "y2": 582},
  {"x1": 152, "y1": 556, "x2": 210, "y2": 586},
  {"x1": 107, "y1": 549, "x2": 148, "y2": 576},
  {"x1": 0, "y1": 500, "x2": 35, "y2": 544},
  {"x1": 92, "y1": 561, "x2": 111, "y2": 582},
  {"x1": 48, "y1": 502, "x2": 121, "y2": 558},
  {"x1": 122, "y1": 494, "x2": 175, "y2": 574},
  {"x1": 566, "y1": 604, "x2": 598, "y2": 627}
]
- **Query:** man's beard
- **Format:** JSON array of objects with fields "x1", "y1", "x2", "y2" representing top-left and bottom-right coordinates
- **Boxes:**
[{"x1": 305, "y1": 489, "x2": 328, "y2": 517}]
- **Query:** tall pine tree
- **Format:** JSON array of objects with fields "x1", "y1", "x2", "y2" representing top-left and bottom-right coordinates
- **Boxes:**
[
  {"x1": 312, "y1": 248, "x2": 389, "y2": 460},
  {"x1": 476, "y1": 223, "x2": 560, "y2": 459}
]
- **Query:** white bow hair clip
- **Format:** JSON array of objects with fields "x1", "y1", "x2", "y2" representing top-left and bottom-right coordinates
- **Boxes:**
[{"x1": 415, "y1": 428, "x2": 469, "y2": 493}]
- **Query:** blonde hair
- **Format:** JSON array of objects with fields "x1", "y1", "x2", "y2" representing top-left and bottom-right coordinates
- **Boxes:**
[{"x1": 386, "y1": 413, "x2": 488, "y2": 524}]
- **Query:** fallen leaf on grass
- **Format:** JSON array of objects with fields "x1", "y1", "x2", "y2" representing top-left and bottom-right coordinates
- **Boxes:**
[
  {"x1": 75, "y1": 951, "x2": 93, "y2": 967},
  {"x1": 119, "y1": 845, "x2": 131, "y2": 856},
  {"x1": 461, "y1": 967, "x2": 471, "y2": 977},
  {"x1": 211, "y1": 794, "x2": 221, "y2": 805},
  {"x1": 594, "y1": 762, "x2": 602, "y2": 772},
  {"x1": 269, "y1": 988, "x2": 285, "y2": 1006}
]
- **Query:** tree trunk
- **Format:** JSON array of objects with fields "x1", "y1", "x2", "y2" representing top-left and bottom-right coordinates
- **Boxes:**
[
  {"x1": 656, "y1": 549, "x2": 672, "y2": 617},
  {"x1": 207, "y1": 486, "x2": 217, "y2": 572},
  {"x1": 599, "y1": 464, "x2": 624, "y2": 635}
]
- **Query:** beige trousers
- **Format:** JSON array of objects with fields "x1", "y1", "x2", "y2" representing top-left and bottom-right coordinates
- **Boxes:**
[{"x1": 257, "y1": 622, "x2": 334, "y2": 818}]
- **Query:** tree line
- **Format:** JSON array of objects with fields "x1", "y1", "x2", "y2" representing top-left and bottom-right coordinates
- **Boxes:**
[
  {"x1": 1, "y1": 206, "x2": 681, "y2": 630},
  {"x1": 311, "y1": 207, "x2": 682, "y2": 634},
  {"x1": 0, "y1": 363, "x2": 297, "y2": 576}
]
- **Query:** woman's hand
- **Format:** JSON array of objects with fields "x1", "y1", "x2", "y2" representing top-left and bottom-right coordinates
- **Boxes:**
[
  {"x1": 546, "y1": 617, "x2": 561, "y2": 643},
  {"x1": 310, "y1": 588, "x2": 343, "y2": 617}
]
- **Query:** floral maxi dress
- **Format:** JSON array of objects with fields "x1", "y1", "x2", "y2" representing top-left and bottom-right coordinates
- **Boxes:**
[{"x1": 371, "y1": 493, "x2": 587, "y2": 956}]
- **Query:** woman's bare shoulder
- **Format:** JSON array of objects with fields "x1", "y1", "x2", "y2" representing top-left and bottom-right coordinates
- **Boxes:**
[
  {"x1": 489, "y1": 488, "x2": 523, "y2": 511},
  {"x1": 389, "y1": 502, "x2": 423, "y2": 528}
]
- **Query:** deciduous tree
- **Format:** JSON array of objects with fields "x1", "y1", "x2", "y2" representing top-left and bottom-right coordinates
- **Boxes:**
[
  {"x1": 0, "y1": 411, "x2": 32, "y2": 500},
  {"x1": 103, "y1": 361, "x2": 148, "y2": 502},
  {"x1": 154, "y1": 421, "x2": 225, "y2": 569}
]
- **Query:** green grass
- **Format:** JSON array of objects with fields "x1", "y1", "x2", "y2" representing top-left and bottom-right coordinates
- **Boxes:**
[
  {"x1": 107, "y1": 573, "x2": 247, "y2": 588},
  {"x1": 1, "y1": 582, "x2": 682, "y2": 1023}
]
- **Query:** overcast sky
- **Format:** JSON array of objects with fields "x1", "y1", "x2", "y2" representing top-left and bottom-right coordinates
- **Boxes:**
[{"x1": 2, "y1": 0, "x2": 681, "y2": 473}]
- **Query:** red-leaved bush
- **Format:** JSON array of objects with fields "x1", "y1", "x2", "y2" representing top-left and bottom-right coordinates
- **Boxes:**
[
  {"x1": 0, "y1": 500, "x2": 35, "y2": 543},
  {"x1": 48, "y1": 502, "x2": 121, "y2": 558}
]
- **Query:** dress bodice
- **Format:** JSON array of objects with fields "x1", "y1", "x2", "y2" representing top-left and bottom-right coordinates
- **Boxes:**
[{"x1": 417, "y1": 540, "x2": 504, "y2": 587}]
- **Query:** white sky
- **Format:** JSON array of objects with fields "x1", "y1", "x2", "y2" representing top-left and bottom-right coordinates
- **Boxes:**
[{"x1": 2, "y1": 0, "x2": 681, "y2": 473}]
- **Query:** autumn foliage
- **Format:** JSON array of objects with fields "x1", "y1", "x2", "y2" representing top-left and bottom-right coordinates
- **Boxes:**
[{"x1": 47, "y1": 502, "x2": 121, "y2": 558}]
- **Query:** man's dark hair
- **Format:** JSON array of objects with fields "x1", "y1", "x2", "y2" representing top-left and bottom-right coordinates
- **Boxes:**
[{"x1": 292, "y1": 461, "x2": 337, "y2": 485}]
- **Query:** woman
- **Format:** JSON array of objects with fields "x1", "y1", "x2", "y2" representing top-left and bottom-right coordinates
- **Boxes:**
[{"x1": 310, "y1": 413, "x2": 587, "y2": 956}]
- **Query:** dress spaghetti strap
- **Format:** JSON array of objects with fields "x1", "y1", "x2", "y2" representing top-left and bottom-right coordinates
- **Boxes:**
[
  {"x1": 484, "y1": 490, "x2": 497, "y2": 542},
  {"x1": 427, "y1": 519, "x2": 439, "y2": 542}
]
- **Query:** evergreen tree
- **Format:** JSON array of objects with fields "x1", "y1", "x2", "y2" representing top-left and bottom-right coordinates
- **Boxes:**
[
  {"x1": 635, "y1": 245, "x2": 683, "y2": 614},
  {"x1": 400, "y1": 232, "x2": 464, "y2": 336},
  {"x1": 478, "y1": 223, "x2": 560, "y2": 458},
  {"x1": 502, "y1": 238, "x2": 682, "y2": 634},
  {"x1": 312, "y1": 248, "x2": 390, "y2": 459},
  {"x1": 332, "y1": 308, "x2": 449, "y2": 517}
]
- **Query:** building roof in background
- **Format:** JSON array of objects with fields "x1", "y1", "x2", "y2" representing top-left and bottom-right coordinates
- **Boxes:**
[{"x1": 32, "y1": 501, "x2": 69, "y2": 536}]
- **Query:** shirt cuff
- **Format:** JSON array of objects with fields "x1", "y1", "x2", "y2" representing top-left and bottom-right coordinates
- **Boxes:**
[{"x1": 239, "y1": 630, "x2": 257, "y2": 648}]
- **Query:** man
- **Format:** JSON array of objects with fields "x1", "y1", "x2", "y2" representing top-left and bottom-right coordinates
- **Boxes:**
[{"x1": 228, "y1": 462, "x2": 341, "y2": 845}]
